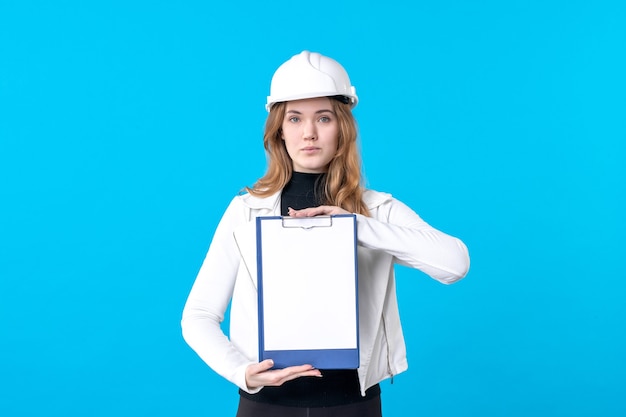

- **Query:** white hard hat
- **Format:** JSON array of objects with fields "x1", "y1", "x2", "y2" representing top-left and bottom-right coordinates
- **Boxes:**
[{"x1": 266, "y1": 51, "x2": 358, "y2": 111}]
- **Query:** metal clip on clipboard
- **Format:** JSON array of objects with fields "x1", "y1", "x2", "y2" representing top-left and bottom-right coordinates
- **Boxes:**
[{"x1": 281, "y1": 215, "x2": 333, "y2": 229}]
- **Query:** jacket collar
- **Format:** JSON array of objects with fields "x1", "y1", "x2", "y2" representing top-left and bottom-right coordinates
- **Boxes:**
[{"x1": 239, "y1": 191, "x2": 281, "y2": 211}]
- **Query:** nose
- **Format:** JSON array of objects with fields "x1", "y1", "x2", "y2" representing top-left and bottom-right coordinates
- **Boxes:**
[{"x1": 302, "y1": 120, "x2": 317, "y2": 140}]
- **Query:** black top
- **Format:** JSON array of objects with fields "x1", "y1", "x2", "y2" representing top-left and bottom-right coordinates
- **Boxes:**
[
  {"x1": 239, "y1": 171, "x2": 380, "y2": 407},
  {"x1": 279, "y1": 171, "x2": 326, "y2": 215}
]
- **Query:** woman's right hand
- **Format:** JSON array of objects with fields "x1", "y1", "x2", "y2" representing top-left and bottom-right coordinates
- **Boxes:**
[{"x1": 245, "y1": 359, "x2": 322, "y2": 389}]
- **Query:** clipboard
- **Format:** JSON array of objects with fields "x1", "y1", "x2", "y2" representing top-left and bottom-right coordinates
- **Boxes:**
[{"x1": 256, "y1": 214, "x2": 359, "y2": 369}]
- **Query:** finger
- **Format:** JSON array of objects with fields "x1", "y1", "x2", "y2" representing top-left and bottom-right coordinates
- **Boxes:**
[
  {"x1": 247, "y1": 359, "x2": 274, "y2": 376},
  {"x1": 312, "y1": 206, "x2": 349, "y2": 216},
  {"x1": 287, "y1": 207, "x2": 306, "y2": 217},
  {"x1": 289, "y1": 206, "x2": 349, "y2": 218},
  {"x1": 266, "y1": 366, "x2": 322, "y2": 386},
  {"x1": 257, "y1": 359, "x2": 275, "y2": 371},
  {"x1": 281, "y1": 364, "x2": 318, "y2": 374},
  {"x1": 276, "y1": 369, "x2": 322, "y2": 385},
  {"x1": 248, "y1": 364, "x2": 321, "y2": 387},
  {"x1": 288, "y1": 207, "x2": 313, "y2": 217},
  {"x1": 292, "y1": 206, "x2": 327, "y2": 217}
]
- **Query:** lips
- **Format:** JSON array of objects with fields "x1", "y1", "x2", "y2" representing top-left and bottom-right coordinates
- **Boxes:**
[{"x1": 301, "y1": 146, "x2": 320, "y2": 151}]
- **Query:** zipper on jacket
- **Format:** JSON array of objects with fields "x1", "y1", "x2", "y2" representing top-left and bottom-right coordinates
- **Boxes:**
[{"x1": 381, "y1": 313, "x2": 394, "y2": 384}]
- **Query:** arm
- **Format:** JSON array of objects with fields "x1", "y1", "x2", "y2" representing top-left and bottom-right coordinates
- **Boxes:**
[
  {"x1": 288, "y1": 198, "x2": 470, "y2": 284},
  {"x1": 356, "y1": 197, "x2": 470, "y2": 284},
  {"x1": 182, "y1": 198, "x2": 322, "y2": 392},
  {"x1": 181, "y1": 197, "x2": 254, "y2": 390}
]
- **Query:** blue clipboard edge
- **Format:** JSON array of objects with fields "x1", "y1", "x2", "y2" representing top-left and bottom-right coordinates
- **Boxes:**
[
  {"x1": 264, "y1": 348, "x2": 359, "y2": 370},
  {"x1": 256, "y1": 214, "x2": 360, "y2": 369}
]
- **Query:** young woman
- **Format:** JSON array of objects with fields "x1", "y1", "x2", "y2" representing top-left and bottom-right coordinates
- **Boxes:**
[{"x1": 181, "y1": 51, "x2": 470, "y2": 417}]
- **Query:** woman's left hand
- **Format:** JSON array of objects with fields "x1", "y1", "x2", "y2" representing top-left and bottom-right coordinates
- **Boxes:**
[{"x1": 287, "y1": 205, "x2": 350, "y2": 217}]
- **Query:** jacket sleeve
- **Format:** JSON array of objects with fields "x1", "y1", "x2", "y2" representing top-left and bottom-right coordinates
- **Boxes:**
[
  {"x1": 181, "y1": 197, "x2": 258, "y2": 393},
  {"x1": 356, "y1": 197, "x2": 470, "y2": 284}
]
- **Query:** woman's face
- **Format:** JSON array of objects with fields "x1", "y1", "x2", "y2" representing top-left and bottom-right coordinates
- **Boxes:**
[{"x1": 281, "y1": 97, "x2": 339, "y2": 173}]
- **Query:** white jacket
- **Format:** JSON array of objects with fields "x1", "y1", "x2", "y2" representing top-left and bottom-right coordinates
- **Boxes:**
[{"x1": 181, "y1": 189, "x2": 469, "y2": 396}]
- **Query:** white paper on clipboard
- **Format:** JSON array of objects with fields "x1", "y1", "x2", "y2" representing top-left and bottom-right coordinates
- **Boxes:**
[{"x1": 256, "y1": 214, "x2": 359, "y2": 369}]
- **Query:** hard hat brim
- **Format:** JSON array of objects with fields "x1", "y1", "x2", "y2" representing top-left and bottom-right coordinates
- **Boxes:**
[{"x1": 266, "y1": 91, "x2": 358, "y2": 112}]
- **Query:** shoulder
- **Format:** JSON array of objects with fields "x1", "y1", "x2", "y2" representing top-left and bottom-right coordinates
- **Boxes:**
[
  {"x1": 363, "y1": 189, "x2": 421, "y2": 222},
  {"x1": 215, "y1": 191, "x2": 281, "y2": 227},
  {"x1": 363, "y1": 189, "x2": 393, "y2": 210},
  {"x1": 234, "y1": 190, "x2": 281, "y2": 210}
]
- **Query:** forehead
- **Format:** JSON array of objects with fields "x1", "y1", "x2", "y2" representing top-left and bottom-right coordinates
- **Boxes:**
[{"x1": 285, "y1": 97, "x2": 333, "y2": 112}]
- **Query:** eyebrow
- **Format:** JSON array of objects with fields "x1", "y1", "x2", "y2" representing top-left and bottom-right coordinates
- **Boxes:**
[{"x1": 285, "y1": 109, "x2": 335, "y2": 115}]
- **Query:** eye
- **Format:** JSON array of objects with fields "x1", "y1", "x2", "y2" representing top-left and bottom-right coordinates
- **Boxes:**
[
  {"x1": 319, "y1": 116, "x2": 332, "y2": 123},
  {"x1": 288, "y1": 116, "x2": 300, "y2": 123}
]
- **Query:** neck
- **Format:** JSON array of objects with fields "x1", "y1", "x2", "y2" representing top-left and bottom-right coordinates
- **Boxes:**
[{"x1": 280, "y1": 172, "x2": 326, "y2": 215}]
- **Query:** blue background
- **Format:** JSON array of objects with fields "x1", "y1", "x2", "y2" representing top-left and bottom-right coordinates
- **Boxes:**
[{"x1": 1, "y1": 1, "x2": 624, "y2": 416}]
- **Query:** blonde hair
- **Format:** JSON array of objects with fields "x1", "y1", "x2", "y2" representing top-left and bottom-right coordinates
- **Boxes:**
[{"x1": 246, "y1": 99, "x2": 369, "y2": 216}]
